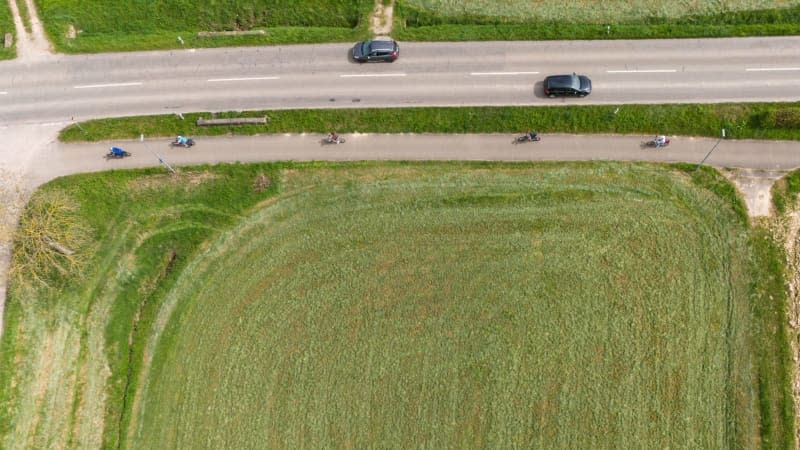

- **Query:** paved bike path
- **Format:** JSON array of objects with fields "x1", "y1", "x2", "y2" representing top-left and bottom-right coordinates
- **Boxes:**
[{"x1": 37, "y1": 133, "x2": 800, "y2": 182}]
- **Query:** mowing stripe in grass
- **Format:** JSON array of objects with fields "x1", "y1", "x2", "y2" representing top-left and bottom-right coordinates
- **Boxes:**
[
  {"x1": 129, "y1": 163, "x2": 761, "y2": 449},
  {"x1": 207, "y1": 76, "x2": 280, "y2": 82},
  {"x1": 73, "y1": 82, "x2": 143, "y2": 89}
]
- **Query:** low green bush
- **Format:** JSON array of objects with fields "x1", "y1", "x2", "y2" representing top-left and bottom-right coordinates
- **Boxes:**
[{"x1": 764, "y1": 108, "x2": 800, "y2": 129}]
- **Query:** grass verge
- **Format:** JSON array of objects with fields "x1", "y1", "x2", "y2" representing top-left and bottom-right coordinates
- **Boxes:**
[
  {"x1": 37, "y1": 0, "x2": 374, "y2": 53},
  {"x1": 772, "y1": 171, "x2": 800, "y2": 216},
  {"x1": 15, "y1": 0, "x2": 30, "y2": 34},
  {"x1": 60, "y1": 102, "x2": 800, "y2": 143},
  {"x1": 0, "y1": 0, "x2": 14, "y2": 60}
]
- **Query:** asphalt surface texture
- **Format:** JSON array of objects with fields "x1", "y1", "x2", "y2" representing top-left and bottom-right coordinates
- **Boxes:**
[{"x1": 1, "y1": 37, "x2": 800, "y2": 125}]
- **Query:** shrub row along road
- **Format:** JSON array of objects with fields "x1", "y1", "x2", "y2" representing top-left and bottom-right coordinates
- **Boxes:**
[{"x1": 1, "y1": 37, "x2": 800, "y2": 125}]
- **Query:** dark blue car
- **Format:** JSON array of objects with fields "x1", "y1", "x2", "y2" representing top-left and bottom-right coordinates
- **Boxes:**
[
  {"x1": 543, "y1": 73, "x2": 592, "y2": 98},
  {"x1": 352, "y1": 40, "x2": 399, "y2": 63}
]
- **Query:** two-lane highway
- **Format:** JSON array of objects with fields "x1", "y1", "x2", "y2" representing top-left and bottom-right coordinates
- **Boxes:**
[{"x1": 1, "y1": 37, "x2": 800, "y2": 125}]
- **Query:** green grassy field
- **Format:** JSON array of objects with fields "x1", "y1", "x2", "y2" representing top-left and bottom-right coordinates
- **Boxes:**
[
  {"x1": 36, "y1": 0, "x2": 373, "y2": 53},
  {"x1": 129, "y1": 163, "x2": 784, "y2": 448},
  {"x1": 0, "y1": 162, "x2": 792, "y2": 448},
  {"x1": 393, "y1": 1, "x2": 800, "y2": 41},
  {"x1": 59, "y1": 102, "x2": 800, "y2": 143},
  {"x1": 0, "y1": 164, "x2": 280, "y2": 449},
  {"x1": 400, "y1": 0, "x2": 800, "y2": 22}
]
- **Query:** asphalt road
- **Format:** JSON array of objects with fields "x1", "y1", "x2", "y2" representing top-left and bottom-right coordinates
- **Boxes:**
[
  {"x1": 2, "y1": 36, "x2": 800, "y2": 338},
  {"x1": 36, "y1": 133, "x2": 798, "y2": 183},
  {"x1": 2, "y1": 37, "x2": 800, "y2": 125}
]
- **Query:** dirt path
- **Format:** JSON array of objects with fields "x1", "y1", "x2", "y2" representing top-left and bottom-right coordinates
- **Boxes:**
[
  {"x1": 0, "y1": 122, "x2": 62, "y2": 338},
  {"x1": 370, "y1": 0, "x2": 394, "y2": 36},
  {"x1": 7, "y1": 0, "x2": 53, "y2": 61}
]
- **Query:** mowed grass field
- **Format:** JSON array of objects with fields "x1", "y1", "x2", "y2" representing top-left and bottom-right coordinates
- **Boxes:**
[
  {"x1": 128, "y1": 163, "x2": 763, "y2": 448},
  {"x1": 0, "y1": 162, "x2": 791, "y2": 449}
]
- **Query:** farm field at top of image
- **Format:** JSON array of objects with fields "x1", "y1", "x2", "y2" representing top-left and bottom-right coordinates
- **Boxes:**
[
  {"x1": 27, "y1": 0, "x2": 800, "y2": 53},
  {"x1": 401, "y1": 0, "x2": 800, "y2": 21}
]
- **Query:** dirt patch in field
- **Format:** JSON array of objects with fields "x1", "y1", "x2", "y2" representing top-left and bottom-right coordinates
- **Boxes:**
[
  {"x1": 722, "y1": 168, "x2": 785, "y2": 217},
  {"x1": 10, "y1": 0, "x2": 54, "y2": 61},
  {"x1": 370, "y1": 0, "x2": 394, "y2": 36},
  {"x1": 126, "y1": 171, "x2": 217, "y2": 191},
  {"x1": 780, "y1": 208, "x2": 800, "y2": 445}
]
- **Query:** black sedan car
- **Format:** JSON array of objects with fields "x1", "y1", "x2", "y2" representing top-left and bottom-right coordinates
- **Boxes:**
[
  {"x1": 543, "y1": 73, "x2": 592, "y2": 97},
  {"x1": 352, "y1": 40, "x2": 399, "y2": 63}
]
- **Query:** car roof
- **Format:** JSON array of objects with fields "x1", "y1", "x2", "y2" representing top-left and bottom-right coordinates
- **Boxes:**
[
  {"x1": 367, "y1": 40, "x2": 396, "y2": 51},
  {"x1": 545, "y1": 74, "x2": 579, "y2": 88}
]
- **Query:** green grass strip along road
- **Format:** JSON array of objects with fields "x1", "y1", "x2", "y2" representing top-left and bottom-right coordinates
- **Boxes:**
[{"x1": 60, "y1": 103, "x2": 800, "y2": 143}]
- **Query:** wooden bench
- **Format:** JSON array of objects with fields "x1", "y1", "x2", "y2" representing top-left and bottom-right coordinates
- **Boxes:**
[
  {"x1": 197, "y1": 30, "x2": 266, "y2": 37},
  {"x1": 196, "y1": 117, "x2": 268, "y2": 126}
]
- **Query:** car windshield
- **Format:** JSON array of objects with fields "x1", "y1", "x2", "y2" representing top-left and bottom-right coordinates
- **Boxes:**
[
  {"x1": 568, "y1": 75, "x2": 579, "y2": 88},
  {"x1": 362, "y1": 42, "x2": 371, "y2": 54}
]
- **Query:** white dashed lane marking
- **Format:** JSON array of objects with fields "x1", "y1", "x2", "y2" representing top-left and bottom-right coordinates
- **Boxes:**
[
  {"x1": 340, "y1": 73, "x2": 406, "y2": 78},
  {"x1": 207, "y1": 76, "x2": 280, "y2": 82},
  {"x1": 74, "y1": 82, "x2": 143, "y2": 89}
]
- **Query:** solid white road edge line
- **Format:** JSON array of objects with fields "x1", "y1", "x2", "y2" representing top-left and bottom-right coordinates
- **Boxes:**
[
  {"x1": 470, "y1": 72, "x2": 540, "y2": 76},
  {"x1": 606, "y1": 70, "x2": 677, "y2": 73},
  {"x1": 340, "y1": 73, "x2": 406, "y2": 78},
  {"x1": 74, "y1": 82, "x2": 143, "y2": 89},
  {"x1": 745, "y1": 67, "x2": 800, "y2": 71},
  {"x1": 207, "y1": 76, "x2": 280, "y2": 82}
]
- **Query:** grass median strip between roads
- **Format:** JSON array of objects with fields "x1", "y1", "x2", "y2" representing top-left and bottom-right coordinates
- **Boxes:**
[{"x1": 61, "y1": 102, "x2": 800, "y2": 142}]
